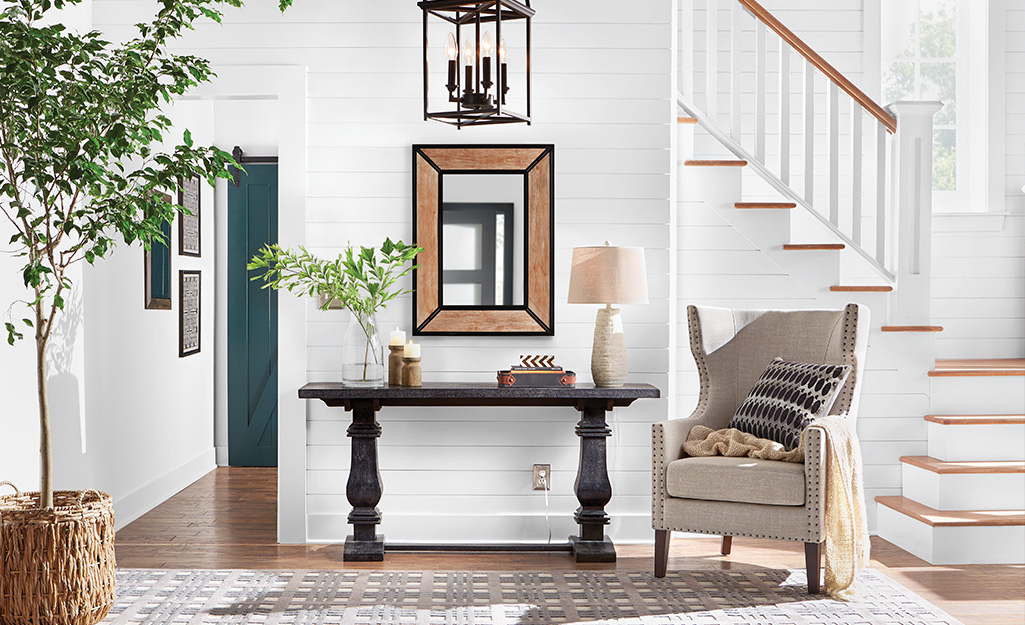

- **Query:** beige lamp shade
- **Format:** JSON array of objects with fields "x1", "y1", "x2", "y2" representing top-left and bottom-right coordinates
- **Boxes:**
[{"x1": 567, "y1": 243, "x2": 649, "y2": 305}]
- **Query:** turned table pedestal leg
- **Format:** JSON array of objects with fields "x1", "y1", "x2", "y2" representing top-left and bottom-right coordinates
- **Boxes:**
[
  {"x1": 343, "y1": 399, "x2": 385, "y2": 561},
  {"x1": 570, "y1": 400, "x2": 616, "y2": 562}
]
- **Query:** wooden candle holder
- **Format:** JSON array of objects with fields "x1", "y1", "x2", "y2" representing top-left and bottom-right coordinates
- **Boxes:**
[
  {"x1": 388, "y1": 345, "x2": 405, "y2": 386},
  {"x1": 402, "y1": 357, "x2": 422, "y2": 387}
]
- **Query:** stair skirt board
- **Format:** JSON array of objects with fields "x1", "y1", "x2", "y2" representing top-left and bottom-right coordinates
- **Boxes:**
[
  {"x1": 876, "y1": 503, "x2": 1025, "y2": 565},
  {"x1": 901, "y1": 463, "x2": 1025, "y2": 511},
  {"x1": 927, "y1": 422, "x2": 1025, "y2": 462}
]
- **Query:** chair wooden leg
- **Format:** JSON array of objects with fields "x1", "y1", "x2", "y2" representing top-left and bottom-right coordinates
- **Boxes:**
[
  {"x1": 720, "y1": 535, "x2": 732, "y2": 555},
  {"x1": 805, "y1": 542, "x2": 822, "y2": 594},
  {"x1": 654, "y1": 530, "x2": 670, "y2": 578}
]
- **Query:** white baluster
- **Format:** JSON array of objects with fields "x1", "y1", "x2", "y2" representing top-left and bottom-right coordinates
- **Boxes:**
[
  {"x1": 779, "y1": 43, "x2": 790, "y2": 185},
  {"x1": 876, "y1": 123, "x2": 887, "y2": 267},
  {"x1": 828, "y1": 82, "x2": 839, "y2": 226},
  {"x1": 890, "y1": 102, "x2": 942, "y2": 324},
  {"x1": 755, "y1": 21, "x2": 766, "y2": 163},
  {"x1": 730, "y1": 0, "x2": 742, "y2": 140},
  {"x1": 803, "y1": 59, "x2": 814, "y2": 203},
  {"x1": 851, "y1": 104, "x2": 863, "y2": 245},
  {"x1": 706, "y1": 0, "x2": 718, "y2": 121}
]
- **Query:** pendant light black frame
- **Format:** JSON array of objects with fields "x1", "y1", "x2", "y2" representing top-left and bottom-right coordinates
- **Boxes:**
[{"x1": 419, "y1": 0, "x2": 534, "y2": 128}]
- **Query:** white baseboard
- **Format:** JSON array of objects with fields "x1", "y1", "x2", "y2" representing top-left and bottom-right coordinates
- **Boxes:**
[
  {"x1": 113, "y1": 449, "x2": 216, "y2": 531},
  {"x1": 215, "y1": 446, "x2": 229, "y2": 467}
]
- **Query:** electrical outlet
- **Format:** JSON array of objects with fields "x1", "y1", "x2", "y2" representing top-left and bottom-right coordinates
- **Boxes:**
[{"x1": 532, "y1": 464, "x2": 551, "y2": 491}]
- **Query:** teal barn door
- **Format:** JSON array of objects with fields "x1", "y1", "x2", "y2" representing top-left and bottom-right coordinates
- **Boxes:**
[{"x1": 228, "y1": 164, "x2": 279, "y2": 466}]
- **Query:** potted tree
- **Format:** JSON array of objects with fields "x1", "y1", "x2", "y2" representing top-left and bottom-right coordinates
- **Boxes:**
[
  {"x1": 0, "y1": 0, "x2": 293, "y2": 622},
  {"x1": 248, "y1": 240, "x2": 422, "y2": 386}
]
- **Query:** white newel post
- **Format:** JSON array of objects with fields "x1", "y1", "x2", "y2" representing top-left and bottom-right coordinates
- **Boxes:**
[{"x1": 887, "y1": 101, "x2": 943, "y2": 325}]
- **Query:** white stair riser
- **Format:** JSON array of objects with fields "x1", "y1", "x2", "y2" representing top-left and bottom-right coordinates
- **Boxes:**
[
  {"x1": 929, "y1": 376, "x2": 1025, "y2": 414},
  {"x1": 928, "y1": 422, "x2": 1025, "y2": 462},
  {"x1": 901, "y1": 464, "x2": 1025, "y2": 511},
  {"x1": 876, "y1": 506, "x2": 1025, "y2": 565},
  {"x1": 677, "y1": 124, "x2": 695, "y2": 165}
]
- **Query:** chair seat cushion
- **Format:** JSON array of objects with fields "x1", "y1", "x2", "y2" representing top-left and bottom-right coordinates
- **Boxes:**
[{"x1": 665, "y1": 456, "x2": 806, "y2": 506}]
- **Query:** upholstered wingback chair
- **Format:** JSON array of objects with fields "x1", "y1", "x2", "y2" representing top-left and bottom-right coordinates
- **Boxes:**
[{"x1": 652, "y1": 304, "x2": 869, "y2": 593}]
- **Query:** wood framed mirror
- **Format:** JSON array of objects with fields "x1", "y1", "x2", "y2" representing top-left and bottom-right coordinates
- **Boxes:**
[{"x1": 412, "y1": 144, "x2": 554, "y2": 335}]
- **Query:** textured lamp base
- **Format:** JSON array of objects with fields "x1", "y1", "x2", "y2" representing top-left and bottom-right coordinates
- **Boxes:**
[{"x1": 591, "y1": 306, "x2": 628, "y2": 387}]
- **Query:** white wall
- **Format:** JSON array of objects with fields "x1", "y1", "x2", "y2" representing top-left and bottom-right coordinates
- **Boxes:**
[
  {"x1": 93, "y1": 0, "x2": 673, "y2": 543},
  {"x1": 931, "y1": 3, "x2": 1025, "y2": 358}
]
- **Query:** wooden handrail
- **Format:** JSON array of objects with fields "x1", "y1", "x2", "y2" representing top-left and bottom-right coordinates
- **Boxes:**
[{"x1": 738, "y1": 0, "x2": 897, "y2": 134}]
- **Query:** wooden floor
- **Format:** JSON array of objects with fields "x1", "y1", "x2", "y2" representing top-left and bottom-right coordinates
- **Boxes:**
[{"x1": 116, "y1": 468, "x2": 1025, "y2": 625}]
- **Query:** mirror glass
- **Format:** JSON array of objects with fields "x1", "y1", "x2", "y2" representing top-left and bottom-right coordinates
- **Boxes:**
[{"x1": 441, "y1": 174, "x2": 524, "y2": 307}]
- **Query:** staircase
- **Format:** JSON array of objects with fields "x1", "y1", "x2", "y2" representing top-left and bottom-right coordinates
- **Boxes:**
[
  {"x1": 676, "y1": 0, "x2": 1025, "y2": 564},
  {"x1": 876, "y1": 359, "x2": 1025, "y2": 564}
]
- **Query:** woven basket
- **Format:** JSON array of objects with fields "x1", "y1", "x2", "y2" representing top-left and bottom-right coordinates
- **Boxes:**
[{"x1": 0, "y1": 482, "x2": 116, "y2": 625}]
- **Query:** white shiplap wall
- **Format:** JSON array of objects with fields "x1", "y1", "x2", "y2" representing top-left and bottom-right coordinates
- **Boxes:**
[
  {"x1": 932, "y1": 3, "x2": 1025, "y2": 359},
  {"x1": 93, "y1": 0, "x2": 673, "y2": 544}
]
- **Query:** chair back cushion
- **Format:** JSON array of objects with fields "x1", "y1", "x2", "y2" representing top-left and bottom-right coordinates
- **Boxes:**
[{"x1": 686, "y1": 304, "x2": 869, "y2": 431}]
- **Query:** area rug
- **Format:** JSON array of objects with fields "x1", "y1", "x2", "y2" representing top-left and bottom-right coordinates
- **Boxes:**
[{"x1": 100, "y1": 568, "x2": 962, "y2": 624}]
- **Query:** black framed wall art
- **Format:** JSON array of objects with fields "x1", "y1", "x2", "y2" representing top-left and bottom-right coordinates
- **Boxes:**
[
  {"x1": 179, "y1": 270, "x2": 201, "y2": 357},
  {"x1": 178, "y1": 175, "x2": 201, "y2": 257}
]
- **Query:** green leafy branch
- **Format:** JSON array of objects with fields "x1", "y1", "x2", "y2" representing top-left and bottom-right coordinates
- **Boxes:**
[{"x1": 247, "y1": 237, "x2": 422, "y2": 325}]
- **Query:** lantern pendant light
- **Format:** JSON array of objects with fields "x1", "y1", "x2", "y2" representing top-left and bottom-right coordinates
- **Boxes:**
[{"x1": 419, "y1": 0, "x2": 534, "y2": 128}]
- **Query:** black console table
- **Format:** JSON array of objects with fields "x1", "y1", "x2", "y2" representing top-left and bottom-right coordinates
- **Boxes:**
[{"x1": 298, "y1": 382, "x2": 660, "y2": 562}]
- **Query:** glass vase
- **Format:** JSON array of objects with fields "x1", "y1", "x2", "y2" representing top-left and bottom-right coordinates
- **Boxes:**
[{"x1": 341, "y1": 310, "x2": 385, "y2": 387}]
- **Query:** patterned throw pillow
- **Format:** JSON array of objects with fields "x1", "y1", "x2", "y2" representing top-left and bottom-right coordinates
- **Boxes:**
[{"x1": 728, "y1": 358, "x2": 851, "y2": 450}]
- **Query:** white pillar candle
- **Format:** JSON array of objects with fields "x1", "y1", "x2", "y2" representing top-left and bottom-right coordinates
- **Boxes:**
[
  {"x1": 403, "y1": 339, "x2": 421, "y2": 358},
  {"x1": 389, "y1": 327, "x2": 406, "y2": 346}
]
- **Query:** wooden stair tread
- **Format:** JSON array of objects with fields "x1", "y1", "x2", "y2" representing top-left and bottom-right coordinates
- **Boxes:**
[
  {"x1": 881, "y1": 326, "x2": 944, "y2": 332},
  {"x1": 783, "y1": 243, "x2": 845, "y2": 250},
  {"x1": 899, "y1": 455, "x2": 1025, "y2": 474},
  {"x1": 876, "y1": 496, "x2": 1025, "y2": 527},
  {"x1": 684, "y1": 160, "x2": 748, "y2": 167},
  {"x1": 925, "y1": 414, "x2": 1025, "y2": 426},
  {"x1": 677, "y1": 116, "x2": 698, "y2": 124},
  {"x1": 830, "y1": 285, "x2": 893, "y2": 292},
  {"x1": 929, "y1": 358, "x2": 1025, "y2": 377},
  {"x1": 735, "y1": 202, "x2": 797, "y2": 209}
]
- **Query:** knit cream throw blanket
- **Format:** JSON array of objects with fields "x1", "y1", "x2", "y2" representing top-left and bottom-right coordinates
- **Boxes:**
[{"x1": 683, "y1": 417, "x2": 870, "y2": 600}]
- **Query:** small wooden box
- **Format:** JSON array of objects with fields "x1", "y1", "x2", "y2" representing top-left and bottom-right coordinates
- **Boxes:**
[{"x1": 497, "y1": 367, "x2": 576, "y2": 387}]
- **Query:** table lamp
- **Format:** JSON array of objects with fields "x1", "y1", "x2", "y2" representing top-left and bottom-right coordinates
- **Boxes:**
[{"x1": 567, "y1": 242, "x2": 649, "y2": 387}]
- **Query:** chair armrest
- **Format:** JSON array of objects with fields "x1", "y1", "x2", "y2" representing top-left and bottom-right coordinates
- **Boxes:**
[
  {"x1": 803, "y1": 426, "x2": 827, "y2": 542},
  {"x1": 651, "y1": 407, "x2": 723, "y2": 529}
]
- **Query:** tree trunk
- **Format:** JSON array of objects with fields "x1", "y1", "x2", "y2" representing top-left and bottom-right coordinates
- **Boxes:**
[{"x1": 36, "y1": 321, "x2": 53, "y2": 509}]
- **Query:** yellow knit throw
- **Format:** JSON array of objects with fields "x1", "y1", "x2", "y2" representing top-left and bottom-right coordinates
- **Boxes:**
[{"x1": 682, "y1": 417, "x2": 870, "y2": 600}]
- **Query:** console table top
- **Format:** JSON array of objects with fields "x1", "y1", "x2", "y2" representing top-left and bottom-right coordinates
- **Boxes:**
[{"x1": 299, "y1": 382, "x2": 660, "y2": 407}]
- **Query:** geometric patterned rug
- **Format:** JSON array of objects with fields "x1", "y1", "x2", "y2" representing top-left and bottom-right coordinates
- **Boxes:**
[{"x1": 101, "y1": 568, "x2": 963, "y2": 624}]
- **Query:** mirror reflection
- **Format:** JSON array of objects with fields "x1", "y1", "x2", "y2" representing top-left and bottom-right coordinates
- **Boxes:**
[{"x1": 441, "y1": 174, "x2": 524, "y2": 306}]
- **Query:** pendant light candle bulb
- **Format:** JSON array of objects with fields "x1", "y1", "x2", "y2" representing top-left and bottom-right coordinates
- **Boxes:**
[
  {"x1": 463, "y1": 39, "x2": 474, "y2": 66},
  {"x1": 499, "y1": 35, "x2": 507, "y2": 63},
  {"x1": 446, "y1": 32, "x2": 458, "y2": 61},
  {"x1": 481, "y1": 31, "x2": 494, "y2": 57}
]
